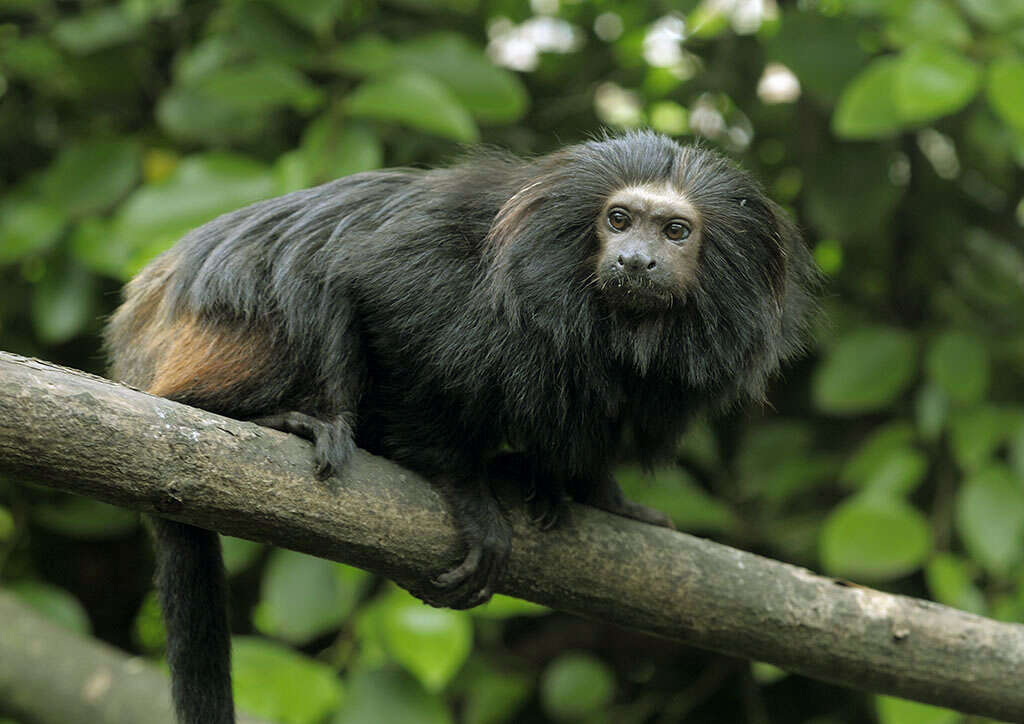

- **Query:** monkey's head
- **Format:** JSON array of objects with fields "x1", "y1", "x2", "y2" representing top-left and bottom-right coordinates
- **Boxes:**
[
  {"x1": 485, "y1": 130, "x2": 818, "y2": 400},
  {"x1": 594, "y1": 183, "x2": 703, "y2": 313}
]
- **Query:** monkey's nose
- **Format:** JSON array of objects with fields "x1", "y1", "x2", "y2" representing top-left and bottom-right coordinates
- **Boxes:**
[{"x1": 617, "y1": 252, "x2": 656, "y2": 272}]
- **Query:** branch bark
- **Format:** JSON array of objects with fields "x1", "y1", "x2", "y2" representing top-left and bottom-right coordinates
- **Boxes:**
[
  {"x1": 1, "y1": 351, "x2": 1022, "y2": 721},
  {"x1": 0, "y1": 591, "x2": 270, "y2": 724}
]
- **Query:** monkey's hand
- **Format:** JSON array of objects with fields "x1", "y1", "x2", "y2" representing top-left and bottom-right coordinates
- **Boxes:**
[
  {"x1": 409, "y1": 476, "x2": 511, "y2": 609},
  {"x1": 252, "y1": 411, "x2": 356, "y2": 478}
]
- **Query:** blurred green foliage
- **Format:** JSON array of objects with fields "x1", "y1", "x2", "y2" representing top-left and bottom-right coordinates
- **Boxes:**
[{"x1": 1, "y1": 0, "x2": 1023, "y2": 722}]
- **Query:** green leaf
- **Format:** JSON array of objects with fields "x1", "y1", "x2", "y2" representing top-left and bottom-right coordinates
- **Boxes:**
[
  {"x1": 471, "y1": 594, "x2": 549, "y2": 620},
  {"x1": 813, "y1": 327, "x2": 917, "y2": 415},
  {"x1": 333, "y1": 33, "x2": 528, "y2": 123},
  {"x1": 820, "y1": 498, "x2": 932, "y2": 581},
  {"x1": 254, "y1": 549, "x2": 369, "y2": 644},
  {"x1": 111, "y1": 152, "x2": 276, "y2": 277},
  {"x1": 925, "y1": 553, "x2": 986, "y2": 615},
  {"x1": 915, "y1": 384, "x2": 949, "y2": 442},
  {"x1": 382, "y1": 588, "x2": 473, "y2": 692},
  {"x1": 987, "y1": 58, "x2": 1024, "y2": 133},
  {"x1": 925, "y1": 331, "x2": 990, "y2": 404},
  {"x1": 949, "y1": 406, "x2": 1018, "y2": 471},
  {"x1": 220, "y1": 536, "x2": 263, "y2": 576},
  {"x1": 840, "y1": 422, "x2": 915, "y2": 488},
  {"x1": 330, "y1": 669, "x2": 452, "y2": 724},
  {"x1": 9, "y1": 581, "x2": 91, "y2": 634},
  {"x1": 461, "y1": 661, "x2": 532, "y2": 724},
  {"x1": 232, "y1": 637, "x2": 344, "y2": 724},
  {"x1": 959, "y1": 0, "x2": 1024, "y2": 29},
  {"x1": 540, "y1": 652, "x2": 616, "y2": 723},
  {"x1": 833, "y1": 57, "x2": 903, "y2": 139},
  {"x1": 394, "y1": 34, "x2": 527, "y2": 123},
  {"x1": 263, "y1": 0, "x2": 345, "y2": 35},
  {"x1": 190, "y1": 62, "x2": 323, "y2": 114},
  {"x1": 955, "y1": 465, "x2": 1024, "y2": 578},
  {"x1": 52, "y1": 6, "x2": 144, "y2": 54},
  {"x1": 876, "y1": 695, "x2": 961, "y2": 724},
  {"x1": 885, "y1": 0, "x2": 971, "y2": 49},
  {"x1": 0, "y1": 199, "x2": 65, "y2": 263},
  {"x1": 133, "y1": 590, "x2": 166, "y2": 653},
  {"x1": 32, "y1": 261, "x2": 97, "y2": 344},
  {"x1": 32, "y1": 497, "x2": 138, "y2": 539},
  {"x1": 895, "y1": 44, "x2": 980, "y2": 124},
  {"x1": 40, "y1": 139, "x2": 139, "y2": 218},
  {"x1": 346, "y1": 71, "x2": 479, "y2": 142},
  {"x1": 617, "y1": 464, "x2": 739, "y2": 531},
  {"x1": 301, "y1": 118, "x2": 384, "y2": 183},
  {"x1": 156, "y1": 87, "x2": 272, "y2": 144},
  {"x1": 0, "y1": 505, "x2": 13, "y2": 542}
]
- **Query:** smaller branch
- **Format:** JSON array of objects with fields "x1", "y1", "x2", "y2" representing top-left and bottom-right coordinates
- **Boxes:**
[
  {"x1": 0, "y1": 592, "x2": 269, "y2": 724},
  {"x1": 1, "y1": 351, "x2": 1023, "y2": 721}
]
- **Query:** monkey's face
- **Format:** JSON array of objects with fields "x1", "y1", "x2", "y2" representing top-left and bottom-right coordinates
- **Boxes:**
[{"x1": 594, "y1": 184, "x2": 703, "y2": 313}]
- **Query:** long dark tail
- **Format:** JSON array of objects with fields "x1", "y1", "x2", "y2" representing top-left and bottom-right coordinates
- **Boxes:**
[{"x1": 150, "y1": 516, "x2": 235, "y2": 724}]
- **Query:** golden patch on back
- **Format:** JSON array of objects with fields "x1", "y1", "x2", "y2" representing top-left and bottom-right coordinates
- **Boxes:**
[{"x1": 105, "y1": 249, "x2": 273, "y2": 404}]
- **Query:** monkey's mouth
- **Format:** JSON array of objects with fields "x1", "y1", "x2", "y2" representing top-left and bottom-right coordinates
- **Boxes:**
[{"x1": 599, "y1": 272, "x2": 675, "y2": 312}]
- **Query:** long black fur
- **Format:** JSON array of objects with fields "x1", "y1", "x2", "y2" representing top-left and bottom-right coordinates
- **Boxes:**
[{"x1": 105, "y1": 131, "x2": 817, "y2": 724}]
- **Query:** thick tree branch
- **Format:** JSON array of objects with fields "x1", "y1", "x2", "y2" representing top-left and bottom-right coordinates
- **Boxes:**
[
  {"x1": 0, "y1": 351, "x2": 1022, "y2": 721},
  {"x1": 0, "y1": 591, "x2": 271, "y2": 724}
]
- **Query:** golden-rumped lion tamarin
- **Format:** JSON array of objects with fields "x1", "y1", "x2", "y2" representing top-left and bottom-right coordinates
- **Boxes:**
[{"x1": 106, "y1": 131, "x2": 818, "y2": 724}]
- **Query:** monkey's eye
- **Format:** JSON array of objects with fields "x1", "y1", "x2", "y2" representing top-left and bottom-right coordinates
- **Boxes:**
[
  {"x1": 607, "y1": 208, "x2": 632, "y2": 232},
  {"x1": 663, "y1": 220, "x2": 691, "y2": 242}
]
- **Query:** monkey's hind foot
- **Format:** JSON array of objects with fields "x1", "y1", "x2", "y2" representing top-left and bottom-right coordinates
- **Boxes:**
[
  {"x1": 252, "y1": 411, "x2": 355, "y2": 478},
  {"x1": 413, "y1": 480, "x2": 511, "y2": 609}
]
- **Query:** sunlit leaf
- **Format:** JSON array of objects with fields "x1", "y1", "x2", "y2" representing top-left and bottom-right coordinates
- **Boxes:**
[
  {"x1": 813, "y1": 327, "x2": 917, "y2": 415},
  {"x1": 300, "y1": 117, "x2": 383, "y2": 183},
  {"x1": 52, "y1": 6, "x2": 143, "y2": 54},
  {"x1": 894, "y1": 44, "x2": 980, "y2": 124},
  {"x1": 820, "y1": 498, "x2": 932, "y2": 581},
  {"x1": 345, "y1": 71, "x2": 479, "y2": 142},
  {"x1": 254, "y1": 549, "x2": 369, "y2": 644},
  {"x1": 987, "y1": 58, "x2": 1024, "y2": 133},
  {"x1": 190, "y1": 62, "x2": 323, "y2": 114},
  {"x1": 876, "y1": 695, "x2": 961, "y2": 724},
  {"x1": 885, "y1": 0, "x2": 971, "y2": 49},
  {"x1": 220, "y1": 536, "x2": 263, "y2": 576},
  {"x1": 233, "y1": 637, "x2": 344, "y2": 724},
  {"x1": 833, "y1": 57, "x2": 903, "y2": 139},
  {"x1": 382, "y1": 589, "x2": 473, "y2": 692}
]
